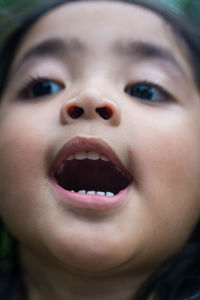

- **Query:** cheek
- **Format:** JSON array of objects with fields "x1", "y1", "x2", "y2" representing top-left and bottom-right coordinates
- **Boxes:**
[
  {"x1": 141, "y1": 130, "x2": 200, "y2": 225},
  {"x1": 127, "y1": 106, "x2": 200, "y2": 200},
  {"x1": 0, "y1": 118, "x2": 46, "y2": 172},
  {"x1": 136, "y1": 128, "x2": 200, "y2": 191},
  {"x1": 0, "y1": 114, "x2": 48, "y2": 222},
  {"x1": 126, "y1": 109, "x2": 200, "y2": 253}
]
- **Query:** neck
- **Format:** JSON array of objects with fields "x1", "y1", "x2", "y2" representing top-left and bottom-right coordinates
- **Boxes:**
[{"x1": 19, "y1": 246, "x2": 152, "y2": 300}]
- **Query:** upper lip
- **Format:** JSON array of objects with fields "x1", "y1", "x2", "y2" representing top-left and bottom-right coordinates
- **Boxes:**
[{"x1": 50, "y1": 136, "x2": 132, "y2": 182}]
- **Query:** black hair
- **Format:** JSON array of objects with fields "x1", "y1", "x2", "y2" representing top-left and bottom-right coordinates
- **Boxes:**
[{"x1": 0, "y1": 1, "x2": 200, "y2": 299}]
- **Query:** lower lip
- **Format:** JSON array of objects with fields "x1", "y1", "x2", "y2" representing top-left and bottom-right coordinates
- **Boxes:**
[{"x1": 50, "y1": 180, "x2": 131, "y2": 211}]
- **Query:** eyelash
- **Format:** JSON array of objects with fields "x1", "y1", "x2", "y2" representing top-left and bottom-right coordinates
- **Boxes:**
[
  {"x1": 18, "y1": 76, "x2": 65, "y2": 100},
  {"x1": 124, "y1": 80, "x2": 174, "y2": 103},
  {"x1": 17, "y1": 76, "x2": 173, "y2": 105}
]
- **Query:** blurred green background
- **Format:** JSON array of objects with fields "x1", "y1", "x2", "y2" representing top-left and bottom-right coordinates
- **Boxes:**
[
  {"x1": 0, "y1": 0, "x2": 196, "y2": 13},
  {"x1": 0, "y1": 0, "x2": 199, "y2": 27},
  {"x1": 0, "y1": 0, "x2": 196, "y2": 11}
]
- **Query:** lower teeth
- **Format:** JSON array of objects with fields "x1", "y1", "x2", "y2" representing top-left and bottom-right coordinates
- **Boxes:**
[{"x1": 70, "y1": 190, "x2": 114, "y2": 197}]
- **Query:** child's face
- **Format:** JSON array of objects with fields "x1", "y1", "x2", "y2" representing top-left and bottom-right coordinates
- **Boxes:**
[{"x1": 0, "y1": 0, "x2": 200, "y2": 275}]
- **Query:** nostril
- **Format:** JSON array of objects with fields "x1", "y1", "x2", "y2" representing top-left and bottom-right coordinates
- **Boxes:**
[
  {"x1": 67, "y1": 106, "x2": 84, "y2": 119},
  {"x1": 96, "y1": 106, "x2": 113, "y2": 120}
]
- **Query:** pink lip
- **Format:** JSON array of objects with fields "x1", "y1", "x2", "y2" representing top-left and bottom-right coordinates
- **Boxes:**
[
  {"x1": 51, "y1": 182, "x2": 131, "y2": 211},
  {"x1": 50, "y1": 136, "x2": 131, "y2": 179},
  {"x1": 49, "y1": 136, "x2": 132, "y2": 211}
]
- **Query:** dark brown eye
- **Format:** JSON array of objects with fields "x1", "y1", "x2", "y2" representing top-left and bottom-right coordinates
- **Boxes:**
[
  {"x1": 125, "y1": 83, "x2": 171, "y2": 102},
  {"x1": 20, "y1": 79, "x2": 64, "y2": 99}
]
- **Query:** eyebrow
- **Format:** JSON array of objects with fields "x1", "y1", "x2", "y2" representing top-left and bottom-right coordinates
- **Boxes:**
[
  {"x1": 13, "y1": 37, "x2": 85, "y2": 72},
  {"x1": 14, "y1": 37, "x2": 187, "y2": 79},
  {"x1": 114, "y1": 40, "x2": 187, "y2": 78}
]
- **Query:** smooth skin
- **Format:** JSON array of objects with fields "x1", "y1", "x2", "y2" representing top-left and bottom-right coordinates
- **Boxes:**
[{"x1": 0, "y1": 1, "x2": 200, "y2": 299}]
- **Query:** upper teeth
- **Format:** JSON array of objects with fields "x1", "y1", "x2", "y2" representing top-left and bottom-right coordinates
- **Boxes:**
[{"x1": 67, "y1": 152, "x2": 109, "y2": 161}]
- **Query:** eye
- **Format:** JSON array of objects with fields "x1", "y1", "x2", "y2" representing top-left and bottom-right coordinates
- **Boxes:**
[
  {"x1": 124, "y1": 82, "x2": 172, "y2": 103},
  {"x1": 19, "y1": 78, "x2": 65, "y2": 99}
]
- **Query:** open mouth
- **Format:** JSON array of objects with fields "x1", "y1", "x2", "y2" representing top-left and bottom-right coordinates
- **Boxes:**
[
  {"x1": 52, "y1": 139, "x2": 132, "y2": 197},
  {"x1": 54, "y1": 151, "x2": 130, "y2": 196}
]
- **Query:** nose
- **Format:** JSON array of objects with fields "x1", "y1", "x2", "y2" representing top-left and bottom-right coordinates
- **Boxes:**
[{"x1": 60, "y1": 88, "x2": 121, "y2": 126}]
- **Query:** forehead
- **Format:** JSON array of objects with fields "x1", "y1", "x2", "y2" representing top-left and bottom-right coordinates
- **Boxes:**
[{"x1": 13, "y1": 0, "x2": 191, "y2": 75}]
